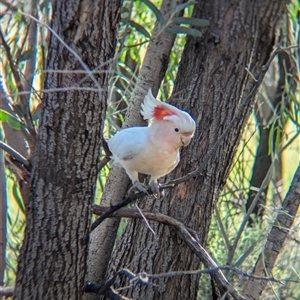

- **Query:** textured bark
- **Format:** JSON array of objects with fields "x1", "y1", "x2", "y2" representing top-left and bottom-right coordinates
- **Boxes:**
[
  {"x1": 107, "y1": 1, "x2": 288, "y2": 299},
  {"x1": 243, "y1": 166, "x2": 300, "y2": 300},
  {"x1": 14, "y1": 0, "x2": 121, "y2": 299},
  {"x1": 85, "y1": 0, "x2": 186, "y2": 294}
]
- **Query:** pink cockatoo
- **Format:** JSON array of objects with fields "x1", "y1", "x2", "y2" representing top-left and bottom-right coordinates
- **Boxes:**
[{"x1": 108, "y1": 89, "x2": 196, "y2": 194}]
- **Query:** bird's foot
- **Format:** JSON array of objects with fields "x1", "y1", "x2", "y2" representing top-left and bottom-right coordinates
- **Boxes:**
[
  {"x1": 127, "y1": 181, "x2": 148, "y2": 195},
  {"x1": 149, "y1": 181, "x2": 161, "y2": 197}
]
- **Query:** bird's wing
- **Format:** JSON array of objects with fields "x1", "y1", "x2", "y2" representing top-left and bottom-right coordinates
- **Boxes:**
[{"x1": 108, "y1": 127, "x2": 148, "y2": 160}]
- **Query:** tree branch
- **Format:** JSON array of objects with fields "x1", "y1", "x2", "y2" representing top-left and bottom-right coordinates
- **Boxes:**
[
  {"x1": 92, "y1": 205, "x2": 247, "y2": 300},
  {"x1": 18, "y1": 11, "x2": 103, "y2": 96},
  {"x1": 0, "y1": 286, "x2": 14, "y2": 297},
  {"x1": 0, "y1": 141, "x2": 30, "y2": 168}
]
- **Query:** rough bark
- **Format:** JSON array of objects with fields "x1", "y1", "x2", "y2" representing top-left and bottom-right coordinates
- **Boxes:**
[
  {"x1": 85, "y1": 0, "x2": 186, "y2": 294},
  {"x1": 14, "y1": 0, "x2": 121, "y2": 299},
  {"x1": 107, "y1": 1, "x2": 288, "y2": 299},
  {"x1": 243, "y1": 166, "x2": 300, "y2": 300}
]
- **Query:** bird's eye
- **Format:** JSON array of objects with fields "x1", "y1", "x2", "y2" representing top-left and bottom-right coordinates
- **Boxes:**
[{"x1": 174, "y1": 128, "x2": 179, "y2": 132}]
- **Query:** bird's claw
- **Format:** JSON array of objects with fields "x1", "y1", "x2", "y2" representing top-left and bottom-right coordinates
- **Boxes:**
[
  {"x1": 127, "y1": 181, "x2": 148, "y2": 195},
  {"x1": 127, "y1": 181, "x2": 161, "y2": 198},
  {"x1": 149, "y1": 181, "x2": 160, "y2": 198}
]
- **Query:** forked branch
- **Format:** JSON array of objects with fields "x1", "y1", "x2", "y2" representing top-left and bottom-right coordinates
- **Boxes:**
[{"x1": 92, "y1": 205, "x2": 247, "y2": 300}]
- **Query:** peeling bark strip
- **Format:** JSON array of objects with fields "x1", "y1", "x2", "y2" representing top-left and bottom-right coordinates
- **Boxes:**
[
  {"x1": 107, "y1": 1, "x2": 289, "y2": 299},
  {"x1": 243, "y1": 166, "x2": 300, "y2": 300},
  {"x1": 14, "y1": 1, "x2": 121, "y2": 299}
]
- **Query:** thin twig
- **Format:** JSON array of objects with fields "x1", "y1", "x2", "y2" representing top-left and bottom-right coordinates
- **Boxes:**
[
  {"x1": 91, "y1": 191, "x2": 152, "y2": 231},
  {"x1": 128, "y1": 265, "x2": 285, "y2": 284},
  {"x1": 0, "y1": 141, "x2": 30, "y2": 167},
  {"x1": 93, "y1": 206, "x2": 295, "y2": 297},
  {"x1": 135, "y1": 203, "x2": 156, "y2": 235},
  {"x1": 18, "y1": 11, "x2": 103, "y2": 96},
  {"x1": 7, "y1": 87, "x2": 107, "y2": 99},
  {"x1": 226, "y1": 131, "x2": 300, "y2": 268},
  {"x1": 98, "y1": 156, "x2": 110, "y2": 172},
  {"x1": 0, "y1": 0, "x2": 18, "y2": 12},
  {"x1": 92, "y1": 205, "x2": 246, "y2": 300}
]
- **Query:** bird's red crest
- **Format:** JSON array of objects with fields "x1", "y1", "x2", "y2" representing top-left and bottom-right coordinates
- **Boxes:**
[{"x1": 153, "y1": 105, "x2": 175, "y2": 120}]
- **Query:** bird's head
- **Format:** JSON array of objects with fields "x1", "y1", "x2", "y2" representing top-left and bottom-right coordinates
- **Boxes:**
[{"x1": 141, "y1": 89, "x2": 196, "y2": 148}]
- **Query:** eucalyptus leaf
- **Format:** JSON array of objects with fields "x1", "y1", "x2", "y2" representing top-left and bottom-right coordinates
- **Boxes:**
[
  {"x1": 140, "y1": 0, "x2": 165, "y2": 25},
  {"x1": 19, "y1": 47, "x2": 36, "y2": 62},
  {"x1": 0, "y1": 109, "x2": 23, "y2": 130},
  {"x1": 166, "y1": 25, "x2": 202, "y2": 37},
  {"x1": 172, "y1": 17, "x2": 210, "y2": 27},
  {"x1": 13, "y1": 181, "x2": 25, "y2": 214},
  {"x1": 129, "y1": 20, "x2": 151, "y2": 38}
]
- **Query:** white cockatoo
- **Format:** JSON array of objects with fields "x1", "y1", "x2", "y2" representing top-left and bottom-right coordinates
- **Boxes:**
[{"x1": 108, "y1": 89, "x2": 196, "y2": 194}]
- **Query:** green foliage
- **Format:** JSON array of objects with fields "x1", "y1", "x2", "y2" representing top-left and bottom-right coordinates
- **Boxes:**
[
  {"x1": 0, "y1": 0, "x2": 43, "y2": 288},
  {"x1": 165, "y1": 25, "x2": 203, "y2": 37},
  {"x1": 140, "y1": 0, "x2": 165, "y2": 25},
  {"x1": 4, "y1": 171, "x2": 26, "y2": 286},
  {"x1": 0, "y1": 110, "x2": 23, "y2": 130}
]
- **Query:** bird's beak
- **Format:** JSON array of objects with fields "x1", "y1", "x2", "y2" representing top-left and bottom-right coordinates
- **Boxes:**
[
  {"x1": 181, "y1": 132, "x2": 194, "y2": 147},
  {"x1": 181, "y1": 136, "x2": 192, "y2": 147}
]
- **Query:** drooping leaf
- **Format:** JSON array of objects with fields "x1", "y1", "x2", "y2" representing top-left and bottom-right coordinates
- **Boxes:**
[
  {"x1": 31, "y1": 104, "x2": 41, "y2": 122},
  {"x1": 12, "y1": 181, "x2": 25, "y2": 214},
  {"x1": 140, "y1": 0, "x2": 165, "y2": 25},
  {"x1": 172, "y1": 17, "x2": 210, "y2": 27},
  {"x1": 128, "y1": 20, "x2": 151, "y2": 38},
  {"x1": 19, "y1": 47, "x2": 36, "y2": 62},
  {"x1": 0, "y1": 109, "x2": 23, "y2": 130},
  {"x1": 166, "y1": 25, "x2": 202, "y2": 37}
]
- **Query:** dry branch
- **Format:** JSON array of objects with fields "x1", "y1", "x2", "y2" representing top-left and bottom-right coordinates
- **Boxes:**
[
  {"x1": 0, "y1": 141, "x2": 30, "y2": 168},
  {"x1": 93, "y1": 205, "x2": 247, "y2": 300},
  {"x1": 0, "y1": 286, "x2": 14, "y2": 297}
]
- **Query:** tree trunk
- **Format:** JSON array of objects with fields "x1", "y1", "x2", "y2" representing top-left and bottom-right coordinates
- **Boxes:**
[
  {"x1": 107, "y1": 1, "x2": 288, "y2": 299},
  {"x1": 14, "y1": 0, "x2": 121, "y2": 299},
  {"x1": 243, "y1": 166, "x2": 300, "y2": 299},
  {"x1": 85, "y1": 0, "x2": 186, "y2": 294}
]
